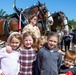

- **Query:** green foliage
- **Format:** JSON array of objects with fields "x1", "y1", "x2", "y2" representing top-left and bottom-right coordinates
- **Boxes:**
[
  {"x1": 0, "y1": 9, "x2": 11, "y2": 17},
  {"x1": 68, "y1": 19, "x2": 76, "y2": 29},
  {"x1": 0, "y1": 9, "x2": 6, "y2": 16}
]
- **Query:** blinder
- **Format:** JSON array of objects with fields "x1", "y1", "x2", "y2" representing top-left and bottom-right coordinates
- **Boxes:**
[{"x1": 38, "y1": 4, "x2": 48, "y2": 18}]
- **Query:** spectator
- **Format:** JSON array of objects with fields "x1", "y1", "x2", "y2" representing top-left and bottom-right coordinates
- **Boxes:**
[
  {"x1": 71, "y1": 26, "x2": 76, "y2": 52},
  {"x1": 63, "y1": 30, "x2": 72, "y2": 52},
  {"x1": 22, "y1": 14, "x2": 41, "y2": 39}
]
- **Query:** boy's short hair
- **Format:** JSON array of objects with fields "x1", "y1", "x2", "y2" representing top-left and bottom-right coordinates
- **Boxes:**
[{"x1": 64, "y1": 50, "x2": 76, "y2": 61}]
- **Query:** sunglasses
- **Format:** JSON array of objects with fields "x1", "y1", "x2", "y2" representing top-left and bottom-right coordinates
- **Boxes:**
[{"x1": 34, "y1": 18, "x2": 37, "y2": 20}]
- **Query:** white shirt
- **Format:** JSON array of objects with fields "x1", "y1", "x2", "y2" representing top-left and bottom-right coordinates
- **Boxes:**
[{"x1": 0, "y1": 47, "x2": 20, "y2": 75}]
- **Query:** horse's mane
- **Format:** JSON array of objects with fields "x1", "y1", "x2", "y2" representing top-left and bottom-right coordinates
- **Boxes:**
[
  {"x1": 9, "y1": 13, "x2": 19, "y2": 19},
  {"x1": 51, "y1": 11, "x2": 65, "y2": 17},
  {"x1": 0, "y1": 13, "x2": 19, "y2": 20},
  {"x1": 23, "y1": 4, "x2": 39, "y2": 16},
  {"x1": 51, "y1": 12, "x2": 58, "y2": 17},
  {"x1": 23, "y1": 2, "x2": 45, "y2": 17}
]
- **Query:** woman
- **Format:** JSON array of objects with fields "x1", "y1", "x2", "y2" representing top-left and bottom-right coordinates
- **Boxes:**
[{"x1": 22, "y1": 14, "x2": 41, "y2": 39}]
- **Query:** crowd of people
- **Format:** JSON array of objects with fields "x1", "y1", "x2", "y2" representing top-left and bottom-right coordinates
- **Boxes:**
[{"x1": 0, "y1": 14, "x2": 76, "y2": 75}]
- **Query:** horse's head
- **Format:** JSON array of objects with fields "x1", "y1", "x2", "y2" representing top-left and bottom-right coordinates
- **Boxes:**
[
  {"x1": 51, "y1": 11, "x2": 68, "y2": 31},
  {"x1": 37, "y1": 1, "x2": 53, "y2": 25},
  {"x1": 57, "y1": 11, "x2": 68, "y2": 30}
]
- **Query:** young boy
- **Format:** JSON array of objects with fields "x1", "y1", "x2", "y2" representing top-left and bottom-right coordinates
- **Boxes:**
[{"x1": 59, "y1": 50, "x2": 76, "y2": 75}]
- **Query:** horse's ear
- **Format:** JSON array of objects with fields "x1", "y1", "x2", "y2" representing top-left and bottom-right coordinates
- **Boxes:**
[
  {"x1": 38, "y1": 1, "x2": 41, "y2": 6},
  {"x1": 66, "y1": 17, "x2": 68, "y2": 20},
  {"x1": 44, "y1": 3, "x2": 45, "y2": 6}
]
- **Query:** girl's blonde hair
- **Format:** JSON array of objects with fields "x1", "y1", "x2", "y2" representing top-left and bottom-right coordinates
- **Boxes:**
[
  {"x1": 7, "y1": 32, "x2": 23, "y2": 46},
  {"x1": 36, "y1": 36, "x2": 47, "y2": 50},
  {"x1": 64, "y1": 50, "x2": 76, "y2": 61}
]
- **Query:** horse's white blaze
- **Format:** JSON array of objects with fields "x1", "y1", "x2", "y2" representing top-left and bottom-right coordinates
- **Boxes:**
[
  {"x1": 63, "y1": 18, "x2": 69, "y2": 30},
  {"x1": 64, "y1": 25, "x2": 69, "y2": 31},
  {"x1": 63, "y1": 18, "x2": 68, "y2": 25},
  {"x1": 47, "y1": 12, "x2": 54, "y2": 25}
]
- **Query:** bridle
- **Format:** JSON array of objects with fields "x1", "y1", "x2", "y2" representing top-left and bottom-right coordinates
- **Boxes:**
[
  {"x1": 37, "y1": 3, "x2": 53, "y2": 33},
  {"x1": 57, "y1": 12, "x2": 68, "y2": 30}
]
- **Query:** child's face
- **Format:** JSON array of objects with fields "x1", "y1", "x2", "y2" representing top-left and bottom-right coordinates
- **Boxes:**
[
  {"x1": 47, "y1": 36, "x2": 58, "y2": 50},
  {"x1": 38, "y1": 42, "x2": 44, "y2": 50},
  {"x1": 10, "y1": 37, "x2": 20, "y2": 50},
  {"x1": 64, "y1": 59, "x2": 74, "y2": 68},
  {"x1": 23, "y1": 35, "x2": 33, "y2": 48}
]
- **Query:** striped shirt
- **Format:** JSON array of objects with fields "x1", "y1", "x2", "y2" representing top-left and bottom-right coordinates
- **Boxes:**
[{"x1": 18, "y1": 48, "x2": 35, "y2": 75}]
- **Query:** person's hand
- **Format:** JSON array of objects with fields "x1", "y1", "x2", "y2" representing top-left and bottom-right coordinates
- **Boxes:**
[
  {"x1": 6, "y1": 45, "x2": 12, "y2": 53},
  {"x1": 0, "y1": 70, "x2": 5, "y2": 75},
  {"x1": 58, "y1": 49, "x2": 65, "y2": 55}
]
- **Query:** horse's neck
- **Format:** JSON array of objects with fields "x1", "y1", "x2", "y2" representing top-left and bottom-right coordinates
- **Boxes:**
[
  {"x1": 51, "y1": 18, "x2": 58, "y2": 30},
  {"x1": 23, "y1": 6, "x2": 38, "y2": 15}
]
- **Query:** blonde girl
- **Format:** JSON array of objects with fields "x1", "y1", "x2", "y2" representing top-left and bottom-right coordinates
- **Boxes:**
[
  {"x1": 0, "y1": 32, "x2": 23, "y2": 75},
  {"x1": 33, "y1": 36, "x2": 47, "y2": 75}
]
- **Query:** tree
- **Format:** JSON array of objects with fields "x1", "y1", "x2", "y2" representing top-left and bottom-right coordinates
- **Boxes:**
[
  {"x1": 68, "y1": 19, "x2": 76, "y2": 29},
  {"x1": 0, "y1": 9, "x2": 6, "y2": 16}
]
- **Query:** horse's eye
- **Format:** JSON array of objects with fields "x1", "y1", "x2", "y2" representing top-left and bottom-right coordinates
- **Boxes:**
[{"x1": 43, "y1": 9, "x2": 45, "y2": 11}]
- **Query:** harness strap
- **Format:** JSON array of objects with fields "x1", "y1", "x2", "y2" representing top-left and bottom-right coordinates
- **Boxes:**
[
  {"x1": 36, "y1": 11, "x2": 40, "y2": 16},
  {"x1": 18, "y1": 12, "x2": 21, "y2": 32},
  {"x1": 3, "y1": 19, "x2": 10, "y2": 36}
]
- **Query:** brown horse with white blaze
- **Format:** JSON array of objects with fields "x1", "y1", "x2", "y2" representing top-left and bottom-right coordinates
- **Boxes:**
[{"x1": 50, "y1": 11, "x2": 68, "y2": 32}]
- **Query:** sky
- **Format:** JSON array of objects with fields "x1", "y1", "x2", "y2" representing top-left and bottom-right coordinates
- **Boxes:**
[{"x1": 0, "y1": 0, "x2": 76, "y2": 21}]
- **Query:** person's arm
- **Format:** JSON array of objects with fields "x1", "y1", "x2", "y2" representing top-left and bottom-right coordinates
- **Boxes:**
[
  {"x1": 72, "y1": 67, "x2": 76, "y2": 75},
  {"x1": 0, "y1": 48, "x2": 6, "y2": 75},
  {"x1": 0, "y1": 48, "x2": 6, "y2": 58},
  {"x1": 38, "y1": 49, "x2": 43, "y2": 70},
  {"x1": 58, "y1": 49, "x2": 65, "y2": 55},
  {"x1": 57, "y1": 53, "x2": 62, "y2": 72}
]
